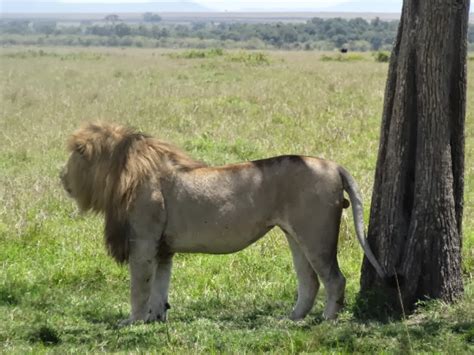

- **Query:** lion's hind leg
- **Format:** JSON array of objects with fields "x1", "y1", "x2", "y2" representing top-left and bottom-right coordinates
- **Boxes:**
[
  {"x1": 285, "y1": 207, "x2": 346, "y2": 320},
  {"x1": 311, "y1": 252, "x2": 346, "y2": 320},
  {"x1": 285, "y1": 233, "x2": 320, "y2": 320},
  {"x1": 296, "y1": 236, "x2": 346, "y2": 320}
]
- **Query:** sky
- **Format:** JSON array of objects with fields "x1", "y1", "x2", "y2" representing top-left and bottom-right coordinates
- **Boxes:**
[
  {"x1": 55, "y1": 0, "x2": 348, "y2": 5},
  {"x1": 27, "y1": 0, "x2": 404, "y2": 12}
]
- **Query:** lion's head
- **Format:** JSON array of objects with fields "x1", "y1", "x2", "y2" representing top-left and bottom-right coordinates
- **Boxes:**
[
  {"x1": 61, "y1": 123, "x2": 129, "y2": 212},
  {"x1": 61, "y1": 122, "x2": 205, "y2": 263}
]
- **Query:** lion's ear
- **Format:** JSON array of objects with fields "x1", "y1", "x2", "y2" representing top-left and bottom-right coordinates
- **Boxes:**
[{"x1": 68, "y1": 136, "x2": 93, "y2": 159}]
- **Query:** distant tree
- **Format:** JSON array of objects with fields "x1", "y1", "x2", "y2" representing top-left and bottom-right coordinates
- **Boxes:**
[
  {"x1": 136, "y1": 25, "x2": 150, "y2": 37},
  {"x1": 175, "y1": 25, "x2": 190, "y2": 37},
  {"x1": 160, "y1": 28, "x2": 170, "y2": 38},
  {"x1": 60, "y1": 25, "x2": 82, "y2": 35},
  {"x1": 33, "y1": 21, "x2": 57, "y2": 35},
  {"x1": 348, "y1": 17, "x2": 370, "y2": 34},
  {"x1": 143, "y1": 12, "x2": 162, "y2": 23},
  {"x1": 369, "y1": 35, "x2": 383, "y2": 50},
  {"x1": 87, "y1": 25, "x2": 113, "y2": 36},
  {"x1": 333, "y1": 34, "x2": 347, "y2": 48},
  {"x1": 0, "y1": 20, "x2": 30, "y2": 34},
  {"x1": 151, "y1": 26, "x2": 169, "y2": 39},
  {"x1": 370, "y1": 16, "x2": 382, "y2": 28},
  {"x1": 279, "y1": 25, "x2": 298, "y2": 43},
  {"x1": 104, "y1": 14, "x2": 120, "y2": 24},
  {"x1": 114, "y1": 23, "x2": 131, "y2": 37},
  {"x1": 2, "y1": 13, "x2": 473, "y2": 51}
]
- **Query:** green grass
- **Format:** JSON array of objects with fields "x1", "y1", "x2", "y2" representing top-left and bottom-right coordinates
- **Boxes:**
[
  {"x1": 0, "y1": 48, "x2": 473, "y2": 353},
  {"x1": 167, "y1": 48, "x2": 225, "y2": 59},
  {"x1": 320, "y1": 53, "x2": 366, "y2": 62}
]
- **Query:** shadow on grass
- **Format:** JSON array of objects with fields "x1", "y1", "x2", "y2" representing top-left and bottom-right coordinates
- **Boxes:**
[
  {"x1": 28, "y1": 325, "x2": 61, "y2": 346},
  {"x1": 0, "y1": 286, "x2": 22, "y2": 306},
  {"x1": 81, "y1": 308, "x2": 127, "y2": 328},
  {"x1": 352, "y1": 287, "x2": 403, "y2": 323},
  {"x1": 452, "y1": 321, "x2": 474, "y2": 344},
  {"x1": 65, "y1": 325, "x2": 165, "y2": 349},
  {"x1": 170, "y1": 297, "x2": 326, "y2": 329},
  {"x1": 0, "y1": 281, "x2": 35, "y2": 306}
]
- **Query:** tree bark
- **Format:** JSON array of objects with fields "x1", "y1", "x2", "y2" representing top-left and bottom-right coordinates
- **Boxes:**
[{"x1": 360, "y1": 0, "x2": 469, "y2": 313}]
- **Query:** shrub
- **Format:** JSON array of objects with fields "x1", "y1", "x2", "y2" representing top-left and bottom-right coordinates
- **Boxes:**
[
  {"x1": 227, "y1": 51, "x2": 270, "y2": 65},
  {"x1": 169, "y1": 48, "x2": 224, "y2": 59},
  {"x1": 374, "y1": 51, "x2": 390, "y2": 62}
]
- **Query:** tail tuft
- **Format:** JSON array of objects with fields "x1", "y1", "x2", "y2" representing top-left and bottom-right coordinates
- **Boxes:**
[{"x1": 342, "y1": 198, "x2": 350, "y2": 209}]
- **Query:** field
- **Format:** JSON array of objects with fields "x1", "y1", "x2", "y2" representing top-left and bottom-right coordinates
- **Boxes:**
[{"x1": 0, "y1": 47, "x2": 473, "y2": 353}]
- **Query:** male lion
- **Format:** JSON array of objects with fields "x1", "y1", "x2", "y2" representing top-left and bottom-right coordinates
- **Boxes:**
[{"x1": 60, "y1": 122, "x2": 387, "y2": 325}]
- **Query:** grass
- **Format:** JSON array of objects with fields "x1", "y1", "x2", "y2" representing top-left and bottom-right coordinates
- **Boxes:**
[
  {"x1": 0, "y1": 48, "x2": 473, "y2": 353},
  {"x1": 320, "y1": 53, "x2": 366, "y2": 62},
  {"x1": 167, "y1": 48, "x2": 225, "y2": 59},
  {"x1": 167, "y1": 48, "x2": 271, "y2": 65}
]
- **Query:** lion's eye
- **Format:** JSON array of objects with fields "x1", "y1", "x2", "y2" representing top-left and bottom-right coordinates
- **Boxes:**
[{"x1": 75, "y1": 143, "x2": 86, "y2": 156}]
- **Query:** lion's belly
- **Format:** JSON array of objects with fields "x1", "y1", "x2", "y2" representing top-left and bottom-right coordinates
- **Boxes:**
[
  {"x1": 163, "y1": 205, "x2": 276, "y2": 254},
  {"x1": 166, "y1": 223, "x2": 274, "y2": 254},
  {"x1": 162, "y1": 186, "x2": 278, "y2": 254}
]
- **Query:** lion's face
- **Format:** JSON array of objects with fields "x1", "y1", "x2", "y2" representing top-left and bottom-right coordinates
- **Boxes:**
[{"x1": 60, "y1": 150, "x2": 95, "y2": 212}]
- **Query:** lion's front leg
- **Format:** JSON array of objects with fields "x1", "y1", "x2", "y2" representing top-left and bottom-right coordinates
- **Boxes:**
[
  {"x1": 147, "y1": 252, "x2": 173, "y2": 322},
  {"x1": 120, "y1": 239, "x2": 157, "y2": 326}
]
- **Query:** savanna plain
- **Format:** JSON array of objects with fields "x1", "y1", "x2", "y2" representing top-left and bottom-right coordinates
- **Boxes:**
[{"x1": 0, "y1": 47, "x2": 473, "y2": 353}]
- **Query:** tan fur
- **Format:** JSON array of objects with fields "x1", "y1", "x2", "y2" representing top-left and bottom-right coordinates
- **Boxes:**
[{"x1": 61, "y1": 122, "x2": 385, "y2": 324}]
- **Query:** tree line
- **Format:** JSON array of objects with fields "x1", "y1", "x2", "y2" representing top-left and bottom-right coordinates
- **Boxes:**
[{"x1": 1, "y1": 16, "x2": 474, "y2": 51}]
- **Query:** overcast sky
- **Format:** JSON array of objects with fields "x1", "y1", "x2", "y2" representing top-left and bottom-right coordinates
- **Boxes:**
[
  {"x1": 51, "y1": 0, "x2": 403, "y2": 12},
  {"x1": 55, "y1": 0, "x2": 348, "y2": 4}
]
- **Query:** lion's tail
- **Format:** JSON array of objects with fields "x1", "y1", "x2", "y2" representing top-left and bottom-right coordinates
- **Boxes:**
[{"x1": 338, "y1": 166, "x2": 387, "y2": 280}]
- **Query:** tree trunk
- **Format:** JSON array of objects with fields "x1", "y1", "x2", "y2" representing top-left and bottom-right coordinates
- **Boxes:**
[{"x1": 360, "y1": 0, "x2": 469, "y2": 314}]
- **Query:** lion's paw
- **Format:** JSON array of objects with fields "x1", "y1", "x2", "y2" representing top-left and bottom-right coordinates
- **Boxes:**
[{"x1": 146, "y1": 302, "x2": 171, "y2": 323}]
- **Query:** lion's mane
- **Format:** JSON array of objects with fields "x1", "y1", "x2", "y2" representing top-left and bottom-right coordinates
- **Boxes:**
[{"x1": 66, "y1": 122, "x2": 206, "y2": 263}]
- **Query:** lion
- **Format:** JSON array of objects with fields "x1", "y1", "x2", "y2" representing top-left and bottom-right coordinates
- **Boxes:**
[{"x1": 60, "y1": 122, "x2": 387, "y2": 325}]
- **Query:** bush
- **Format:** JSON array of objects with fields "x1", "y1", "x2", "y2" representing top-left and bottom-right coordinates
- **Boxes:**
[
  {"x1": 374, "y1": 51, "x2": 390, "y2": 62},
  {"x1": 170, "y1": 48, "x2": 224, "y2": 59},
  {"x1": 227, "y1": 51, "x2": 270, "y2": 65}
]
